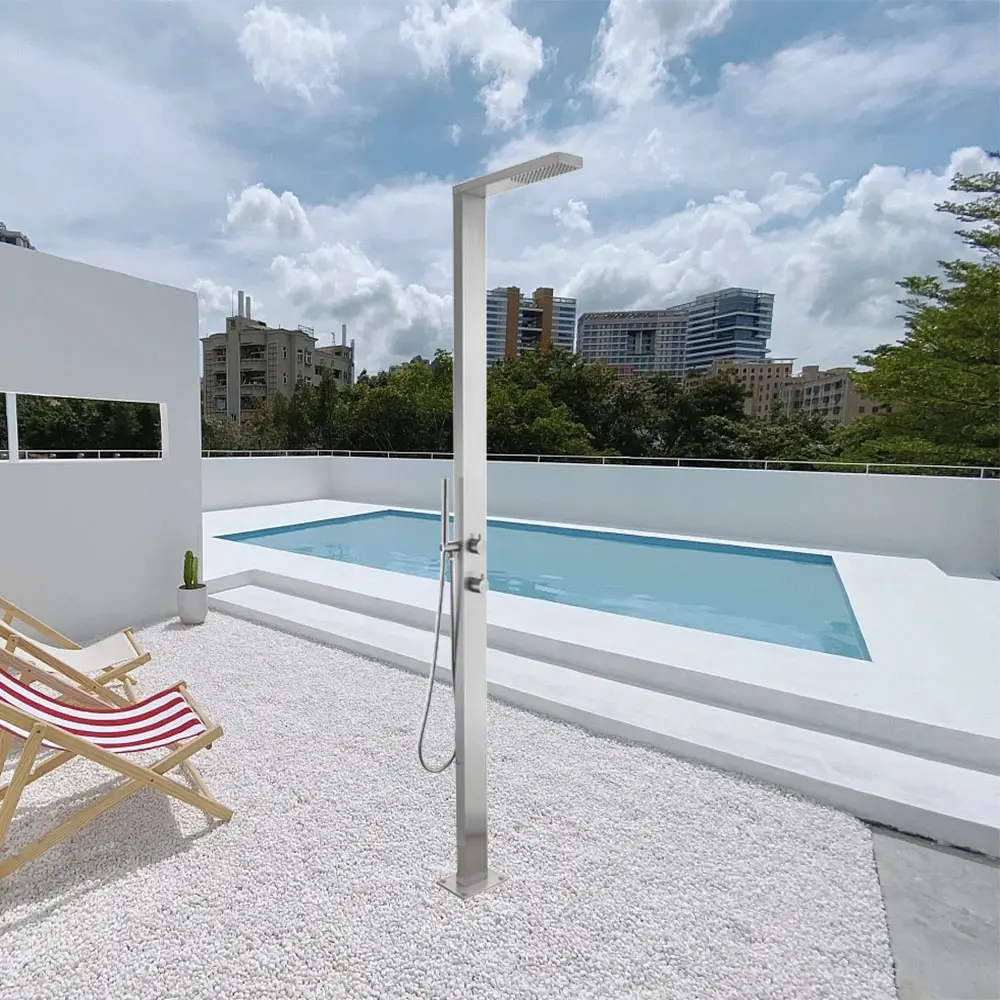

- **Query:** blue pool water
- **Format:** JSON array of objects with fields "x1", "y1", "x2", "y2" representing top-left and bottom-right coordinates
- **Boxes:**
[{"x1": 222, "y1": 511, "x2": 870, "y2": 659}]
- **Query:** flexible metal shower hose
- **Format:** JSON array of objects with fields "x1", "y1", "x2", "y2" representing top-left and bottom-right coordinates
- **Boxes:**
[{"x1": 418, "y1": 482, "x2": 458, "y2": 773}]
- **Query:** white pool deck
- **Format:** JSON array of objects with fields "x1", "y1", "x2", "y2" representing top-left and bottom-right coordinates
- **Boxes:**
[{"x1": 203, "y1": 501, "x2": 1000, "y2": 858}]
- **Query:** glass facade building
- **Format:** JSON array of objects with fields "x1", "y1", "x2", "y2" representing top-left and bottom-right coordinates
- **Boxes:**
[
  {"x1": 683, "y1": 288, "x2": 774, "y2": 372},
  {"x1": 576, "y1": 287, "x2": 774, "y2": 377},
  {"x1": 576, "y1": 308, "x2": 689, "y2": 378}
]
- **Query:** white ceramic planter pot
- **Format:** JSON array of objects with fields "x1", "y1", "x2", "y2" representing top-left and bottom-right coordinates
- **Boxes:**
[{"x1": 177, "y1": 585, "x2": 208, "y2": 625}]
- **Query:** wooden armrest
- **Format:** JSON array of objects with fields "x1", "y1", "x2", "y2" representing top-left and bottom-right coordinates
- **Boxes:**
[{"x1": 0, "y1": 598, "x2": 81, "y2": 649}]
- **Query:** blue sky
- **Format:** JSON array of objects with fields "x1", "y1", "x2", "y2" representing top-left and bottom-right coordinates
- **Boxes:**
[{"x1": 1, "y1": 0, "x2": 997, "y2": 372}]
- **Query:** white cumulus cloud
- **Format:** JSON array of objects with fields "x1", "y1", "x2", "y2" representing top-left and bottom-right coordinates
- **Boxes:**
[
  {"x1": 553, "y1": 198, "x2": 593, "y2": 234},
  {"x1": 400, "y1": 0, "x2": 545, "y2": 130},
  {"x1": 226, "y1": 183, "x2": 314, "y2": 242},
  {"x1": 718, "y1": 26, "x2": 997, "y2": 123},
  {"x1": 238, "y1": 3, "x2": 345, "y2": 102},
  {"x1": 760, "y1": 172, "x2": 828, "y2": 220},
  {"x1": 270, "y1": 243, "x2": 452, "y2": 368},
  {"x1": 588, "y1": 0, "x2": 733, "y2": 109},
  {"x1": 193, "y1": 277, "x2": 233, "y2": 315}
]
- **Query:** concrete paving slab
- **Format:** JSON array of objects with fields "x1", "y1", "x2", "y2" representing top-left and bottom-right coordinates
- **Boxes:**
[{"x1": 874, "y1": 829, "x2": 1000, "y2": 1000}]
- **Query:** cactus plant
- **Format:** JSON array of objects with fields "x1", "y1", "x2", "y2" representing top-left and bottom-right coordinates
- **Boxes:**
[
  {"x1": 178, "y1": 548, "x2": 207, "y2": 623},
  {"x1": 183, "y1": 550, "x2": 200, "y2": 590}
]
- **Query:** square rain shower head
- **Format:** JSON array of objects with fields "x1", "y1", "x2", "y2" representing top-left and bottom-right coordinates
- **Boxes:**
[{"x1": 454, "y1": 153, "x2": 584, "y2": 198}]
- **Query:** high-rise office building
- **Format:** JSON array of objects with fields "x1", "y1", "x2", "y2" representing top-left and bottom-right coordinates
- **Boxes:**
[
  {"x1": 485, "y1": 286, "x2": 576, "y2": 366},
  {"x1": 0, "y1": 223, "x2": 34, "y2": 250},
  {"x1": 201, "y1": 291, "x2": 355, "y2": 424},
  {"x1": 576, "y1": 287, "x2": 774, "y2": 377},
  {"x1": 575, "y1": 307, "x2": 689, "y2": 378},
  {"x1": 683, "y1": 287, "x2": 774, "y2": 372}
]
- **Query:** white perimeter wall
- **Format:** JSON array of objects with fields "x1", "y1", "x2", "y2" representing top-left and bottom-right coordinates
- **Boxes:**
[
  {"x1": 205, "y1": 456, "x2": 999, "y2": 578},
  {"x1": 0, "y1": 246, "x2": 202, "y2": 642},
  {"x1": 203, "y1": 456, "x2": 332, "y2": 511}
]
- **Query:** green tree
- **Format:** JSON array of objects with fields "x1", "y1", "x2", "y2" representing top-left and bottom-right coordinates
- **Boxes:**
[
  {"x1": 485, "y1": 347, "x2": 757, "y2": 459},
  {"x1": 597, "y1": 377, "x2": 660, "y2": 456},
  {"x1": 340, "y1": 352, "x2": 452, "y2": 452},
  {"x1": 487, "y1": 380, "x2": 593, "y2": 455},
  {"x1": 736, "y1": 408, "x2": 833, "y2": 465},
  {"x1": 208, "y1": 343, "x2": 833, "y2": 465},
  {"x1": 630, "y1": 374, "x2": 748, "y2": 459},
  {"x1": 202, "y1": 414, "x2": 256, "y2": 451},
  {"x1": 3, "y1": 395, "x2": 160, "y2": 453},
  {"x1": 488, "y1": 347, "x2": 619, "y2": 449},
  {"x1": 840, "y1": 157, "x2": 1000, "y2": 467}
]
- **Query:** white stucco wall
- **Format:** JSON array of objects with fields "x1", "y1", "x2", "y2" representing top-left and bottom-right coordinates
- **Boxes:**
[
  {"x1": 0, "y1": 246, "x2": 201, "y2": 642},
  {"x1": 204, "y1": 456, "x2": 998, "y2": 579},
  {"x1": 202, "y1": 456, "x2": 333, "y2": 511}
]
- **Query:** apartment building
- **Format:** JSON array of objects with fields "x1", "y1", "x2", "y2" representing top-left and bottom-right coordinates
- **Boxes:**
[
  {"x1": 314, "y1": 324, "x2": 356, "y2": 388},
  {"x1": 201, "y1": 291, "x2": 355, "y2": 423},
  {"x1": 687, "y1": 358, "x2": 795, "y2": 418},
  {"x1": 485, "y1": 286, "x2": 577, "y2": 366},
  {"x1": 0, "y1": 222, "x2": 34, "y2": 249},
  {"x1": 575, "y1": 307, "x2": 689, "y2": 378},
  {"x1": 683, "y1": 287, "x2": 774, "y2": 372},
  {"x1": 779, "y1": 365, "x2": 882, "y2": 427}
]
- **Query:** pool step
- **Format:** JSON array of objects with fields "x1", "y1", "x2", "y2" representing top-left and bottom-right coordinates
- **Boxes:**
[
  {"x1": 209, "y1": 568, "x2": 998, "y2": 776},
  {"x1": 210, "y1": 584, "x2": 1000, "y2": 859}
]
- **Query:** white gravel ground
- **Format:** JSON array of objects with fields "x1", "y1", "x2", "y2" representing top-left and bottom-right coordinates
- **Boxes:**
[{"x1": 0, "y1": 613, "x2": 897, "y2": 1000}]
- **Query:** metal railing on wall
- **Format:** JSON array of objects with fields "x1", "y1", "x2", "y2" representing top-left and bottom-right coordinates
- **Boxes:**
[
  {"x1": 197, "y1": 449, "x2": 1000, "y2": 478},
  {"x1": 0, "y1": 450, "x2": 162, "y2": 460},
  {"x1": 2, "y1": 448, "x2": 994, "y2": 477}
]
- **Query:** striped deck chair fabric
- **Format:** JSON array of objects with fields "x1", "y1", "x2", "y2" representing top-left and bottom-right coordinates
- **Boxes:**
[
  {"x1": 0, "y1": 649, "x2": 231, "y2": 881},
  {"x1": 0, "y1": 669, "x2": 206, "y2": 751}
]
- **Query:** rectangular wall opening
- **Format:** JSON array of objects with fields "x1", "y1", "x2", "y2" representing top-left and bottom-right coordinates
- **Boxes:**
[{"x1": 1, "y1": 391, "x2": 162, "y2": 460}]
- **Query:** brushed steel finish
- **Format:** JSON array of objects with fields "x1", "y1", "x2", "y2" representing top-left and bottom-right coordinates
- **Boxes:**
[{"x1": 452, "y1": 189, "x2": 492, "y2": 894}]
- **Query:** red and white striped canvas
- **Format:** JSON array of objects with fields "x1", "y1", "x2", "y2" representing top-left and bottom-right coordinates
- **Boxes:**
[{"x1": 0, "y1": 667, "x2": 207, "y2": 753}]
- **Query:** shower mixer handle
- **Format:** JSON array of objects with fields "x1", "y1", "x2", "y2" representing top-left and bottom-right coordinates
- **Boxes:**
[{"x1": 466, "y1": 574, "x2": 487, "y2": 594}]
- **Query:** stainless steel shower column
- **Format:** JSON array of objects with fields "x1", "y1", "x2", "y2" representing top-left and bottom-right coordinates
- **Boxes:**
[{"x1": 441, "y1": 153, "x2": 583, "y2": 900}]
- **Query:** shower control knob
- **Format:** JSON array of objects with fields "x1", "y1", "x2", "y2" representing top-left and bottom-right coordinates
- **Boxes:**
[
  {"x1": 466, "y1": 534, "x2": 482, "y2": 554},
  {"x1": 466, "y1": 574, "x2": 487, "y2": 594}
]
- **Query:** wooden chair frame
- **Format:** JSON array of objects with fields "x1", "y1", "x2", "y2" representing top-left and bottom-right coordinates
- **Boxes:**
[
  {"x1": 0, "y1": 597, "x2": 150, "y2": 705},
  {"x1": 1, "y1": 633, "x2": 142, "y2": 708},
  {"x1": 0, "y1": 682, "x2": 232, "y2": 881}
]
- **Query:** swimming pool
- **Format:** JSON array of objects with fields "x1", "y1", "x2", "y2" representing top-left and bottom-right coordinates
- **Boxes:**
[{"x1": 221, "y1": 511, "x2": 870, "y2": 659}]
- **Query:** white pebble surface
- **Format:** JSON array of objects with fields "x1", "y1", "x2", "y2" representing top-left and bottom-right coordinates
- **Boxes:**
[{"x1": 0, "y1": 613, "x2": 897, "y2": 999}]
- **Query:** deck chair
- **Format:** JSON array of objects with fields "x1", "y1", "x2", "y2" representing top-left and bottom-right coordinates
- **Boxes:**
[
  {"x1": 0, "y1": 596, "x2": 150, "y2": 706},
  {"x1": 0, "y1": 648, "x2": 232, "y2": 881}
]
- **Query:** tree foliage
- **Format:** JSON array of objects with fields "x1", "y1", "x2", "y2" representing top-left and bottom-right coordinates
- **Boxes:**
[
  {"x1": 0, "y1": 394, "x2": 160, "y2": 453},
  {"x1": 838, "y1": 158, "x2": 1000, "y2": 466},
  {"x1": 195, "y1": 345, "x2": 835, "y2": 464},
  {"x1": 0, "y1": 348, "x2": 839, "y2": 465}
]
